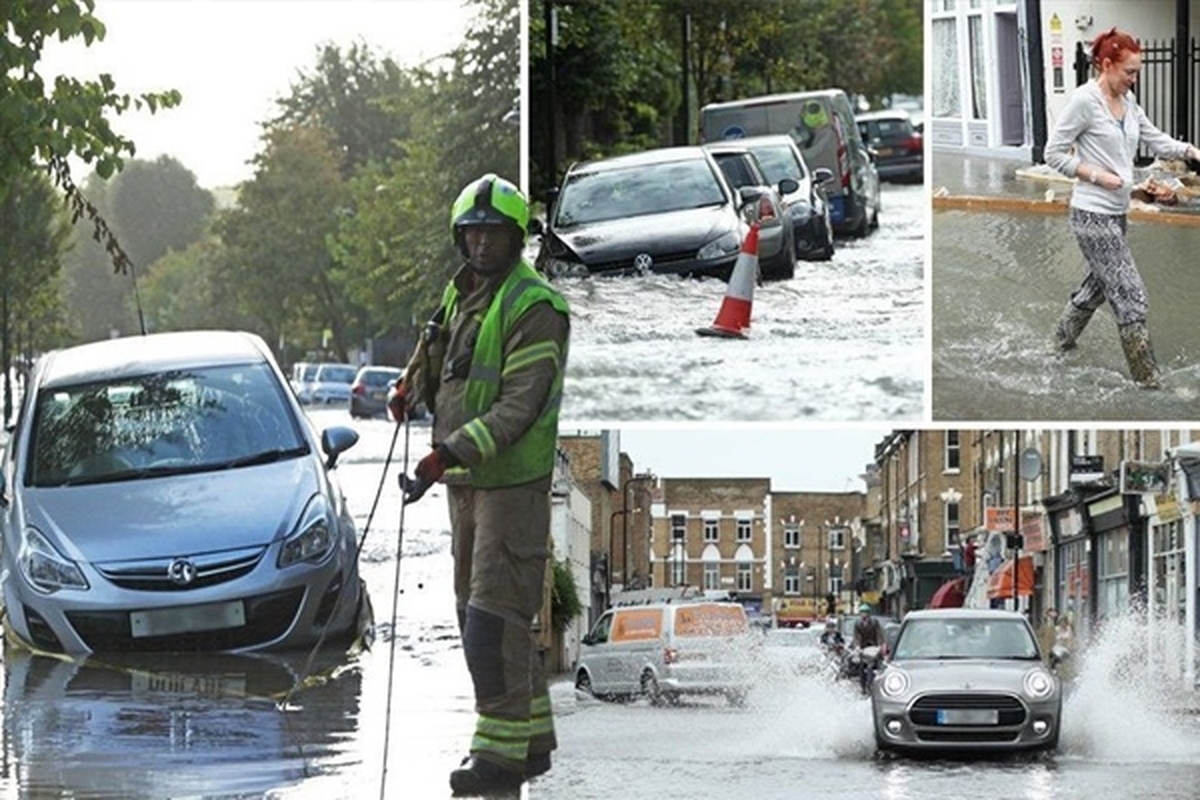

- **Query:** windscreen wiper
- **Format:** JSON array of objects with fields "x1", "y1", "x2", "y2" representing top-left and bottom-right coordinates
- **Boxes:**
[{"x1": 215, "y1": 446, "x2": 310, "y2": 470}]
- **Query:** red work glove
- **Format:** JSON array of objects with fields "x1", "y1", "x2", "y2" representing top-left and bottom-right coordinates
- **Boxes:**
[
  {"x1": 414, "y1": 446, "x2": 450, "y2": 485},
  {"x1": 386, "y1": 378, "x2": 409, "y2": 422}
]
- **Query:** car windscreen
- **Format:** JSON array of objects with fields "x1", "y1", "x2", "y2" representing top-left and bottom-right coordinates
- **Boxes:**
[
  {"x1": 316, "y1": 364, "x2": 356, "y2": 383},
  {"x1": 746, "y1": 144, "x2": 805, "y2": 184},
  {"x1": 893, "y1": 618, "x2": 1039, "y2": 660},
  {"x1": 554, "y1": 158, "x2": 726, "y2": 227},
  {"x1": 28, "y1": 363, "x2": 308, "y2": 487}
]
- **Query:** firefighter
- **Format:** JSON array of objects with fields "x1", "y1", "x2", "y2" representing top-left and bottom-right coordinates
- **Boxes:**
[{"x1": 390, "y1": 173, "x2": 570, "y2": 795}]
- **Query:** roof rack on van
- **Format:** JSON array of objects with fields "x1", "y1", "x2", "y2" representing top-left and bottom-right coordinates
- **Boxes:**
[{"x1": 610, "y1": 586, "x2": 714, "y2": 607}]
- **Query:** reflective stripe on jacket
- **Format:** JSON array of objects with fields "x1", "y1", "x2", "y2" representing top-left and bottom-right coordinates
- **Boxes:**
[{"x1": 439, "y1": 260, "x2": 569, "y2": 488}]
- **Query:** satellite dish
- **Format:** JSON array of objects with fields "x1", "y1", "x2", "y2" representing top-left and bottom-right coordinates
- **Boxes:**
[{"x1": 1020, "y1": 447, "x2": 1042, "y2": 482}]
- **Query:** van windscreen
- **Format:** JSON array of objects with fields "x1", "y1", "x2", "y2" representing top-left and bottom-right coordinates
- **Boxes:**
[{"x1": 674, "y1": 604, "x2": 747, "y2": 637}]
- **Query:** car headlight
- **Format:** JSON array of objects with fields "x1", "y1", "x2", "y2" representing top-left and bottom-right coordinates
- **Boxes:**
[
  {"x1": 788, "y1": 200, "x2": 813, "y2": 218},
  {"x1": 880, "y1": 668, "x2": 910, "y2": 697},
  {"x1": 542, "y1": 257, "x2": 590, "y2": 278},
  {"x1": 1024, "y1": 668, "x2": 1055, "y2": 699},
  {"x1": 279, "y1": 496, "x2": 336, "y2": 568},
  {"x1": 697, "y1": 230, "x2": 741, "y2": 261},
  {"x1": 20, "y1": 527, "x2": 88, "y2": 593}
]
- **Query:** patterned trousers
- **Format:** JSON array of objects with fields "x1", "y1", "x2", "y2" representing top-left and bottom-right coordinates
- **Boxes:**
[{"x1": 1066, "y1": 207, "x2": 1148, "y2": 326}]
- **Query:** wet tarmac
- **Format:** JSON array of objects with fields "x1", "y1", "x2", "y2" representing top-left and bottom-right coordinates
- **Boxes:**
[{"x1": 932, "y1": 151, "x2": 1200, "y2": 420}]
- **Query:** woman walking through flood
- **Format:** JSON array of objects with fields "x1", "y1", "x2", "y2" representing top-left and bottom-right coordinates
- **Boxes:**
[{"x1": 1045, "y1": 26, "x2": 1200, "y2": 388}]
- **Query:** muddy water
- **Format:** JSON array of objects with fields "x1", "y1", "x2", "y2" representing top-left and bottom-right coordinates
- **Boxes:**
[{"x1": 932, "y1": 203, "x2": 1200, "y2": 420}]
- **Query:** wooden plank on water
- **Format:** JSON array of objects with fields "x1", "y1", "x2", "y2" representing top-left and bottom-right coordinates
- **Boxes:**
[{"x1": 932, "y1": 194, "x2": 1200, "y2": 227}]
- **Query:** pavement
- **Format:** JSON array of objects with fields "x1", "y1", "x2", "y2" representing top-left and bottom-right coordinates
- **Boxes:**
[{"x1": 932, "y1": 149, "x2": 1057, "y2": 201}]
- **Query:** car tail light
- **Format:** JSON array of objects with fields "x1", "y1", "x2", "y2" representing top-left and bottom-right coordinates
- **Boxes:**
[
  {"x1": 663, "y1": 646, "x2": 678, "y2": 665},
  {"x1": 905, "y1": 134, "x2": 923, "y2": 154},
  {"x1": 351, "y1": 382, "x2": 365, "y2": 396},
  {"x1": 756, "y1": 195, "x2": 777, "y2": 221}
]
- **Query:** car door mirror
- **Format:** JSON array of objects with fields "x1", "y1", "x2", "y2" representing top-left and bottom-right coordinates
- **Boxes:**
[
  {"x1": 581, "y1": 632, "x2": 594, "y2": 646},
  {"x1": 736, "y1": 185, "x2": 767, "y2": 208},
  {"x1": 321, "y1": 425, "x2": 360, "y2": 469},
  {"x1": 528, "y1": 217, "x2": 545, "y2": 238},
  {"x1": 812, "y1": 168, "x2": 835, "y2": 185},
  {"x1": 777, "y1": 178, "x2": 800, "y2": 195}
]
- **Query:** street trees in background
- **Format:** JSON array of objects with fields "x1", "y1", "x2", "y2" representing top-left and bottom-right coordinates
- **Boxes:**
[{"x1": 529, "y1": 0, "x2": 924, "y2": 201}]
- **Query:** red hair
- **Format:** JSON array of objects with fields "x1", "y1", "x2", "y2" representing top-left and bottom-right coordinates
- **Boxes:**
[{"x1": 1092, "y1": 27, "x2": 1140, "y2": 67}]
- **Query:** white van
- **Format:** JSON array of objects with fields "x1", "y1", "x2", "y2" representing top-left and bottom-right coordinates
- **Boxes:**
[
  {"x1": 701, "y1": 89, "x2": 880, "y2": 236},
  {"x1": 574, "y1": 601, "x2": 754, "y2": 706}
]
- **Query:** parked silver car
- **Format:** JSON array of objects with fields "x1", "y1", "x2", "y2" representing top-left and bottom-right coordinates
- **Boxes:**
[
  {"x1": 0, "y1": 330, "x2": 369, "y2": 655},
  {"x1": 870, "y1": 609, "x2": 1062, "y2": 754}
]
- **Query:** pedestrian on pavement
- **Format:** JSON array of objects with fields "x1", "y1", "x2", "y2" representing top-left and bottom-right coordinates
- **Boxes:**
[
  {"x1": 1045, "y1": 26, "x2": 1200, "y2": 388},
  {"x1": 389, "y1": 173, "x2": 571, "y2": 796}
]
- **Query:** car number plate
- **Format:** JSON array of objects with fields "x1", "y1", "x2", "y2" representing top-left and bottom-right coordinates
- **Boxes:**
[
  {"x1": 131, "y1": 670, "x2": 247, "y2": 699},
  {"x1": 130, "y1": 600, "x2": 246, "y2": 638},
  {"x1": 876, "y1": 147, "x2": 895, "y2": 156},
  {"x1": 936, "y1": 708, "x2": 999, "y2": 725}
]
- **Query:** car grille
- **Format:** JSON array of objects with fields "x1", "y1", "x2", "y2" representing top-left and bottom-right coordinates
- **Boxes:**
[
  {"x1": 66, "y1": 587, "x2": 304, "y2": 652},
  {"x1": 94, "y1": 547, "x2": 266, "y2": 591},
  {"x1": 908, "y1": 693, "x2": 1028, "y2": 743},
  {"x1": 589, "y1": 250, "x2": 703, "y2": 274}
]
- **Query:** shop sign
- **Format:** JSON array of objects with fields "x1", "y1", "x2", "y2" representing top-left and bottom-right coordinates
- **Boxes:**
[
  {"x1": 1070, "y1": 455, "x2": 1106, "y2": 484},
  {"x1": 1154, "y1": 494, "x2": 1181, "y2": 523},
  {"x1": 985, "y1": 507, "x2": 1014, "y2": 532},
  {"x1": 1021, "y1": 512, "x2": 1045, "y2": 552},
  {"x1": 1119, "y1": 459, "x2": 1171, "y2": 495}
]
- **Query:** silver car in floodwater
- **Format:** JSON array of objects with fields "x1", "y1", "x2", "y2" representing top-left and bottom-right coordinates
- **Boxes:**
[
  {"x1": 870, "y1": 609, "x2": 1062, "y2": 754},
  {"x1": 0, "y1": 330, "x2": 369, "y2": 655}
]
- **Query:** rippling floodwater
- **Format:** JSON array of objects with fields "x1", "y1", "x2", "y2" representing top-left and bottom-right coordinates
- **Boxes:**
[
  {"x1": 554, "y1": 183, "x2": 926, "y2": 422},
  {"x1": 932, "y1": 154, "x2": 1200, "y2": 420}
]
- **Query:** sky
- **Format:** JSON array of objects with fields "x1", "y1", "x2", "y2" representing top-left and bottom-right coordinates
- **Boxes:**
[
  {"x1": 39, "y1": 0, "x2": 478, "y2": 189},
  {"x1": 584, "y1": 426, "x2": 894, "y2": 494}
]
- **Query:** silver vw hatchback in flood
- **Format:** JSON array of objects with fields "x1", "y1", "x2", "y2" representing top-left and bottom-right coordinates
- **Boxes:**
[
  {"x1": 0, "y1": 331, "x2": 369, "y2": 655},
  {"x1": 870, "y1": 609, "x2": 1062, "y2": 754}
]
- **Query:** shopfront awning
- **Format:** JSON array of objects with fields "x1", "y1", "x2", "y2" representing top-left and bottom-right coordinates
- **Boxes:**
[
  {"x1": 928, "y1": 576, "x2": 966, "y2": 609},
  {"x1": 987, "y1": 555, "x2": 1034, "y2": 599}
]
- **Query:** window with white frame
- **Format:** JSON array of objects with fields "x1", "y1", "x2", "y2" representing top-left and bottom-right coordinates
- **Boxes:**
[
  {"x1": 830, "y1": 576, "x2": 843, "y2": 597},
  {"x1": 704, "y1": 562, "x2": 720, "y2": 591},
  {"x1": 736, "y1": 561, "x2": 752, "y2": 591},
  {"x1": 671, "y1": 514, "x2": 686, "y2": 542},
  {"x1": 945, "y1": 501, "x2": 961, "y2": 550},
  {"x1": 784, "y1": 521, "x2": 801, "y2": 548},
  {"x1": 945, "y1": 430, "x2": 961, "y2": 472},
  {"x1": 736, "y1": 516, "x2": 752, "y2": 542},
  {"x1": 784, "y1": 568, "x2": 800, "y2": 595},
  {"x1": 828, "y1": 527, "x2": 846, "y2": 551},
  {"x1": 932, "y1": 17, "x2": 959, "y2": 119},
  {"x1": 703, "y1": 516, "x2": 719, "y2": 542}
]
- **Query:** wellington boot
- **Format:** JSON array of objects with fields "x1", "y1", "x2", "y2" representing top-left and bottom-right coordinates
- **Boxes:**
[
  {"x1": 1118, "y1": 321, "x2": 1162, "y2": 389},
  {"x1": 1054, "y1": 301, "x2": 1094, "y2": 351}
]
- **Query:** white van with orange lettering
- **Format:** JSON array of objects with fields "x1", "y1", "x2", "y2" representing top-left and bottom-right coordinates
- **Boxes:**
[{"x1": 574, "y1": 602, "x2": 753, "y2": 706}]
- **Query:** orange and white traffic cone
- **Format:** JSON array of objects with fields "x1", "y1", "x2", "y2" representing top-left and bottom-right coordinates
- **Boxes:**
[{"x1": 696, "y1": 223, "x2": 759, "y2": 339}]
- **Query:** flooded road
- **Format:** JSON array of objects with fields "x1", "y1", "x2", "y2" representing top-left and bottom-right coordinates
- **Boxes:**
[
  {"x1": 552, "y1": 183, "x2": 925, "y2": 422},
  {"x1": 932, "y1": 152, "x2": 1200, "y2": 420},
  {"x1": 5, "y1": 414, "x2": 1200, "y2": 799}
]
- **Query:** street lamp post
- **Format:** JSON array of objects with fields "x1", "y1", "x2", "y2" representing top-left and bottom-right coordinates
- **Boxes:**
[{"x1": 621, "y1": 473, "x2": 654, "y2": 593}]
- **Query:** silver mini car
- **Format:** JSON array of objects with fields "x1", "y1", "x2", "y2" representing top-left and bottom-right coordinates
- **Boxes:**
[
  {"x1": 870, "y1": 609, "x2": 1062, "y2": 754},
  {"x1": 0, "y1": 331, "x2": 368, "y2": 655}
]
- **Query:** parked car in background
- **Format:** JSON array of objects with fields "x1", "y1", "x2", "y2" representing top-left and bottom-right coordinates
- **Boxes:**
[
  {"x1": 856, "y1": 109, "x2": 924, "y2": 183},
  {"x1": 760, "y1": 625, "x2": 829, "y2": 677},
  {"x1": 732, "y1": 134, "x2": 835, "y2": 261},
  {"x1": 870, "y1": 609, "x2": 1062, "y2": 754},
  {"x1": 349, "y1": 365, "x2": 403, "y2": 419},
  {"x1": 700, "y1": 88, "x2": 881, "y2": 237},
  {"x1": 534, "y1": 145, "x2": 786, "y2": 281},
  {"x1": 574, "y1": 600, "x2": 754, "y2": 706},
  {"x1": 309, "y1": 362, "x2": 357, "y2": 406},
  {"x1": 701, "y1": 142, "x2": 798, "y2": 279},
  {"x1": 0, "y1": 330, "x2": 370, "y2": 655},
  {"x1": 290, "y1": 361, "x2": 318, "y2": 404}
]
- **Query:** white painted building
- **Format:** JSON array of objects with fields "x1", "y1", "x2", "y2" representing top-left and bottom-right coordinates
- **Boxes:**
[
  {"x1": 930, "y1": 0, "x2": 1192, "y2": 159},
  {"x1": 551, "y1": 453, "x2": 593, "y2": 671}
]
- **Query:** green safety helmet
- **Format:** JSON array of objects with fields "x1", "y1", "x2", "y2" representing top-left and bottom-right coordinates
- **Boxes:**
[
  {"x1": 858, "y1": 602, "x2": 872, "y2": 614},
  {"x1": 449, "y1": 173, "x2": 529, "y2": 253}
]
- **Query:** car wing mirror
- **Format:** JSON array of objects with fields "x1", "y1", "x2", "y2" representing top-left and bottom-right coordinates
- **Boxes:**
[
  {"x1": 813, "y1": 168, "x2": 835, "y2": 185},
  {"x1": 528, "y1": 217, "x2": 545, "y2": 238},
  {"x1": 321, "y1": 425, "x2": 360, "y2": 469},
  {"x1": 778, "y1": 178, "x2": 800, "y2": 195},
  {"x1": 581, "y1": 633, "x2": 594, "y2": 646},
  {"x1": 736, "y1": 185, "x2": 767, "y2": 207}
]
